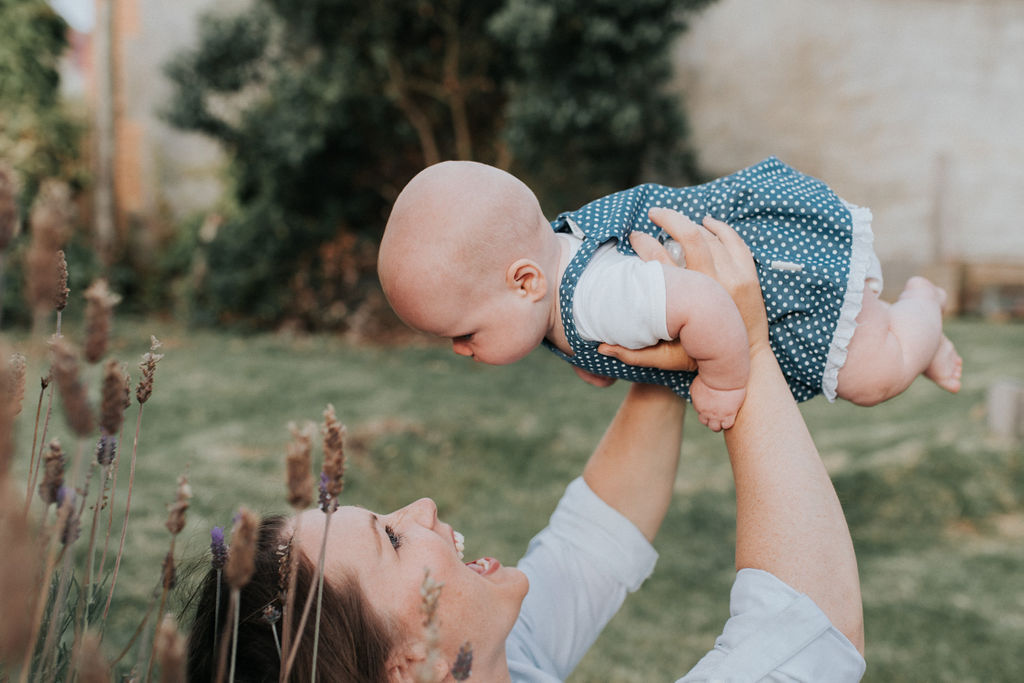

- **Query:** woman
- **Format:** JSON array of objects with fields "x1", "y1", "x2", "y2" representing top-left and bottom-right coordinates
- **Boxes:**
[{"x1": 188, "y1": 212, "x2": 866, "y2": 682}]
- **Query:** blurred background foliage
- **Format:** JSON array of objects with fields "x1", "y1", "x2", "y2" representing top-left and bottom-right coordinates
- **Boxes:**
[
  {"x1": 0, "y1": 0, "x2": 84, "y2": 195},
  {"x1": 162, "y1": 0, "x2": 714, "y2": 330},
  {"x1": 0, "y1": 0, "x2": 91, "y2": 326}
]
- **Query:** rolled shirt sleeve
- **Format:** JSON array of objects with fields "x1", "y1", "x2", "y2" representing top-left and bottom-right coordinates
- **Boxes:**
[
  {"x1": 507, "y1": 477, "x2": 659, "y2": 681},
  {"x1": 677, "y1": 568, "x2": 866, "y2": 682}
]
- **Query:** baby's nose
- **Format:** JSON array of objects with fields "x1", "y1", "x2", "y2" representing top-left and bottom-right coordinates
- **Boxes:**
[{"x1": 452, "y1": 341, "x2": 472, "y2": 357}]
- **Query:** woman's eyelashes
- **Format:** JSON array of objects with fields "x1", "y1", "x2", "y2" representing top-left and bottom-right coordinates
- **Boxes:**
[{"x1": 385, "y1": 524, "x2": 403, "y2": 550}]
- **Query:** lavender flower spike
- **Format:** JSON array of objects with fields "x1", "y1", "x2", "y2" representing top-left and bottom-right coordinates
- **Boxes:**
[
  {"x1": 210, "y1": 526, "x2": 228, "y2": 570},
  {"x1": 317, "y1": 471, "x2": 331, "y2": 513}
]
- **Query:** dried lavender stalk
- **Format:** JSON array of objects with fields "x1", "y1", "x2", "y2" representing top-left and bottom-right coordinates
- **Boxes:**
[
  {"x1": 154, "y1": 613, "x2": 187, "y2": 683},
  {"x1": 415, "y1": 570, "x2": 444, "y2": 683},
  {"x1": 308, "y1": 405, "x2": 348, "y2": 681},
  {"x1": 6, "y1": 352, "x2": 25, "y2": 416},
  {"x1": 83, "y1": 278, "x2": 121, "y2": 363},
  {"x1": 82, "y1": 363, "x2": 127, "y2": 633},
  {"x1": 136, "y1": 336, "x2": 164, "y2": 405},
  {"x1": 23, "y1": 371, "x2": 53, "y2": 512},
  {"x1": 103, "y1": 338, "x2": 164, "y2": 625},
  {"x1": 40, "y1": 481, "x2": 84, "y2": 675},
  {"x1": 74, "y1": 632, "x2": 111, "y2": 683},
  {"x1": 450, "y1": 643, "x2": 474, "y2": 681},
  {"x1": 211, "y1": 526, "x2": 227, "y2": 645},
  {"x1": 218, "y1": 508, "x2": 259, "y2": 683},
  {"x1": 95, "y1": 367, "x2": 131, "y2": 577},
  {"x1": 319, "y1": 404, "x2": 346, "y2": 512},
  {"x1": 49, "y1": 337, "x2": 95, "y2": 438},
  {"x1": 285, "y1": 421, "x2": 315, "y2": 510},
  {"x1": 98, "y1": 359, "x2": 128, "y2": 464},
  {"x1": 146, "y1": 473, "x2": 191, "y2": 682},
  {"x1": 37, "y1": 438, "x2": 65, "y2": 506},
  {"x1": 277, "y1": 521, "x2": 301, "y2": 682},
  {"x1": 55, "y1": 249, "x2": 69, "y2": 312},
  {"x1": 164, "y1": 473, "x2": 192, "y2": 536},
  {"x1": 0, "y1": 489, "x2": 41, "y2": 665},
  {"x1": 25, "y1": 180, "x2": 72, "y2": 332},
  {"x1": 225, "y1": 508, "x2": 258, "y2": 590}
]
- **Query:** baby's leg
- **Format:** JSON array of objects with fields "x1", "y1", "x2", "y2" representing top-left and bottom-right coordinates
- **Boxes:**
[{"x1": 836, "y1": 277, "x2": 962, "y2": 406}]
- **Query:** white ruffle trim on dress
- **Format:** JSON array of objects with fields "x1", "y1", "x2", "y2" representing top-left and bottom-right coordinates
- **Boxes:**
[{"x1": 821, "y1": 200, "x2": 878, "y2": 401}]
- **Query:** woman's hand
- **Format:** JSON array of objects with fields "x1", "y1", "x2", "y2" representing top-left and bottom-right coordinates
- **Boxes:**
[{"x1": 598, "y1": 210, "x2": 769, "y2": 368}]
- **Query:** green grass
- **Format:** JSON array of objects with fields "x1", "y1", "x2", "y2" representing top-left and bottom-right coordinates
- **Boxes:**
[{"x1": 5, "y1": 318, "x2": 1024, "y2": 681}]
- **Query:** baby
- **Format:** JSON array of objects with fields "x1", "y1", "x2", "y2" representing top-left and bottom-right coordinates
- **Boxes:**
[{"x1": 377, "y1": 157, "x2": 962, "y2": 430}]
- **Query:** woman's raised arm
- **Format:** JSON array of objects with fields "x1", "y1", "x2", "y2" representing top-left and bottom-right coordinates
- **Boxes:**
[
  {"x1": 582, "y1": 381, "x2": 686, "y2": 543},
  {"x1": 601, "y1": 211, "x2": 864, "y2": 653}
]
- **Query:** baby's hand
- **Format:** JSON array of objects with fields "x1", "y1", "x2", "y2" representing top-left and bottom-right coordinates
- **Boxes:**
[
  {"x1": 689, "y1": 376, "x2": 746, "y2": 432},
  {"x1": 572, "y1": 365, "x2": 618, "y2": 388}
]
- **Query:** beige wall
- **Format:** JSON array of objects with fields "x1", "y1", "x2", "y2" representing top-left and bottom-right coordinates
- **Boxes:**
[
  {"x1": 114, "y1": 0, "x2": 242, "y2": 223},
  {"x1": 100, "y1": 0, "x2": 1024, "y2": 274},
  {"x1": 673, "y1": 0, "x2": 1024, "y2": 270}
]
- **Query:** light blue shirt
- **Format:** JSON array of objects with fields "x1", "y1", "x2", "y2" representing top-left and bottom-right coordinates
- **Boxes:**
[{"x1": 506, "y1": 477, "x2": 865, "y2": 682}]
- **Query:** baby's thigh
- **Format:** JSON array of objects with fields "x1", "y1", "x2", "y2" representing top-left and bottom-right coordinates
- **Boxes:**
[{"x1": 836, "y1": 290, "x2": 901, "y2": 401}]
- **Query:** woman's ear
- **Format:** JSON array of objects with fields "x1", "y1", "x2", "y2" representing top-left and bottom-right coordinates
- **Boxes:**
[
  {"x1": 386, "y1": 641, "x2": 450, "y2": 683},
  {"x1": 505, "y1": 259, "x2": 547, "y2": 302}
]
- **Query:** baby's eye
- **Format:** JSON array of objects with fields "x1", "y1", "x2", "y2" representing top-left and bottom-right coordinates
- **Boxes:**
[
  {"x1": 453, "y1": 334, "x2": 473, "y2": 343},
  {"x1": 385, "y1": 524, "x2": 402, "y2": 550}
]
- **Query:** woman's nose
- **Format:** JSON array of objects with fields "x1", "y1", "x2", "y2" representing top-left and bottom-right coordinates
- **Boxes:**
[{"x1": 406, "y1": 497, "x2": 438, "y2": 526}]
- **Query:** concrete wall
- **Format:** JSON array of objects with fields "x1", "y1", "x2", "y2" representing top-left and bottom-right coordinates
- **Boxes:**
[{"x1": 673, "y1": 0, "x2": 1024, "y2": 274}]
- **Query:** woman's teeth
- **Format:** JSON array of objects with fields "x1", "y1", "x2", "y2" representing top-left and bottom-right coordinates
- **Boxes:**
[
  {"x1": 453, "y1": 530, "x2": 465, "y2": 560},
  {"x1": 466, "y1": 558, "x2": 493, "y2": 574}
]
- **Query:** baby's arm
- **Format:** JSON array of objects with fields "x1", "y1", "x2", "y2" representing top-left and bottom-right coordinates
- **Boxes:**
[{"x1": 662, "y1": 264, "x2": 749, "y2": 431}]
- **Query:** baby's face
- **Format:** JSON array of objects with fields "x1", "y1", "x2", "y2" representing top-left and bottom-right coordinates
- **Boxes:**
[{"x1": 422, "y1": 284, "x2": 549, "y2": 366}]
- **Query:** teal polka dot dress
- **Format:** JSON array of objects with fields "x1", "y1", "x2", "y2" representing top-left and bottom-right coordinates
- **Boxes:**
[{"x1": 542, "y1": 157, "x2": 878, "y2": 402}]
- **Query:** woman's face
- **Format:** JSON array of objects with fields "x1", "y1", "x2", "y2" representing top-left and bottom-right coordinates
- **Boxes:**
[{"x1": 296, "y1": 499, "x2": 528, "y2": 665}]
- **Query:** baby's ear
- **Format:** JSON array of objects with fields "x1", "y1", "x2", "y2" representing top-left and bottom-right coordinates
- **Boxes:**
[{"x1": 506, "y1": 259, "x2": 547, "y2": 301}]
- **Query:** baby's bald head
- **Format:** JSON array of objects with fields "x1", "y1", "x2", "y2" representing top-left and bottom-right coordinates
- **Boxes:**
[{"x1": 377, "y1": 161, "x2": 551, "y2": 330}]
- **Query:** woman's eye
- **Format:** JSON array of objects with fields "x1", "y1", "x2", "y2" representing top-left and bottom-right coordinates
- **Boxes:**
[{"x1": 385, "y1": 524, "x2": 402, "y2": 550}]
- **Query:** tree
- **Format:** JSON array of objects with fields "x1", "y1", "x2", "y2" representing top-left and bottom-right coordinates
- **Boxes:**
[
  {"x1": 0, "y1": 0, "x2": 83, "y2": 198},
  {"x1": 0, "y1": 0, "x2": 85, "y2": 325},
  {"x1": 492, "y1": 0, "x2": 715, "y2": 210},
  {"x1": 165, "y1": 0, "x2": 714, "y2": 329}
]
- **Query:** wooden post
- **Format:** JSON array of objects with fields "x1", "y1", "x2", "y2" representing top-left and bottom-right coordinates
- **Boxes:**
[
  {"x1": 93, "y1": 0, "x2": 117, "y2": 267},
  {"x1": 987, "y1": 379, "x2": 1024, "y2": 440}
]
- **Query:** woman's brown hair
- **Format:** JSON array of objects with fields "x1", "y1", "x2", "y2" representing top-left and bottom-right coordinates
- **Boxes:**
[{"x1": 187, "y1": 515, "x2": 396, "y2": 682}]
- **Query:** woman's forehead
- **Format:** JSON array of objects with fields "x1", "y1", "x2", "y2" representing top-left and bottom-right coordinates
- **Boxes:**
[{"x1": 294, "y1": 506, "x2": 378, "y2": 550}]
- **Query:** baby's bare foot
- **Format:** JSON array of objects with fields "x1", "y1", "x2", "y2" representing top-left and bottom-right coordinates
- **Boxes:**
[
  {"x1": 924, "y1": 335, "x2": 962, "y2": 393},
  {"x1": 899, "y1": 276, "x2": 948, "y2": 310}
]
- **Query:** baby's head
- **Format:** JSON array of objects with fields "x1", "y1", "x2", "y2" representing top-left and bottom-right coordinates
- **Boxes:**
[{"x1": 378, "y1": 161, "x2": 559, "y2": 364}]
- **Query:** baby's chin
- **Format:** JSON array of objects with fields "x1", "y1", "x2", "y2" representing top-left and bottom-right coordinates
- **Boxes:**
[{"x1": 476, "y1": 348, "x2": 534, "y2": 366}]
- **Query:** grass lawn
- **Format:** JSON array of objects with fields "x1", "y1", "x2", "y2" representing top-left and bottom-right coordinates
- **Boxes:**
[{"x1": 5, "y1": 317, "x2": 1023, "y2": 681}]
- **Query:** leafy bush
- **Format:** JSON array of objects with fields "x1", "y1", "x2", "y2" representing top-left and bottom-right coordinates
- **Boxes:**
[{"x1": 165, "y1": 0, "x2": 716, "y2": 329}]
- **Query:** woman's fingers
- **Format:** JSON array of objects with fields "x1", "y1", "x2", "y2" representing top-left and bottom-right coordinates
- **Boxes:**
[
  {"x1": 701, "y1": 216, "x2": 754, "y2": 264},
  {"x1": 628, "y1": 231, "x2": 675, "y2": 266},
  {"x1": 597, "y1": 340, "x2": 698, "y2": 372},
  {"x1": 697, "y1": 217, "x2": 769, "y2": 348},
  {"x1": 648, "y1": 208, "x2": 715, "y2": 276}
]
